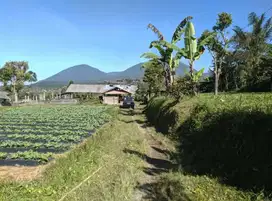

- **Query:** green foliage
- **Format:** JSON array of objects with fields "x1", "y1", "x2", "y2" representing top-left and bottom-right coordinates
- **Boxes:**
[
  {"x1": 0, "y1": 61, "x2": 37, "y2": 101},
  {"x1": 147, "y1": 23, "x2": 164, "y2": 41},
  {"x1": 192, "y1": 68, "x2": 205, "y2": 83},
  {"x1": 142, "y1": 17, "x2": 192, "y2": 91},
  {"x1": 146, "y1": 93, "x2": 272, "y2": 198},
  {"x1": 176, "y1": 19, "x2": 215, "y2": 94},
  {"x1": 178, "y1": 94, "x2": 272, "y2": 193},
  {"x1": 151, "y1": 173, "x2": 265, "y2": 201},
  {"x1": 141, "y1": 60, "x2": 164, "y2": 97},
  {"x1": 135, "y1": 81, "x2": 149, "y2": 102},
  {"x1": 171, "y1": 76, "x2": 194, "y2": 100},
  {"x1": 145, "y1": 96, "x2": 195, "y2": 134},
  {"x1": 68, "y1": 80, "x2": 74, "y2": 86},
  {"x1": 180, "y1": 21, "x2": 215, "y2": 64},
  {"x1": 171, "y1": 16, "x2": 193, "y2": 44},
  {"x1": 203, "y1": 12, "x2": 232, "y2": 94},
  {"x1": 0, "y1": 105, "x2": 113, "y2": 163},
  {"x1": 0, "y1": 109, "x2": 145, "y2": 201},
  {"x1": 213, "y1": 12, "x2": 233, "y2": 31},
  {"x1": 232, "y1": 12, "x2": 272, "y2": 90},
  {"x1": 140, "y1": 52, "x2": 159, "y2": 60}
]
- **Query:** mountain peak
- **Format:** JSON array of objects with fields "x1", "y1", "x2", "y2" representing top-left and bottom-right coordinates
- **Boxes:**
[{"x1": 34, "y1": 62, "x2": 189, "y2": 87}]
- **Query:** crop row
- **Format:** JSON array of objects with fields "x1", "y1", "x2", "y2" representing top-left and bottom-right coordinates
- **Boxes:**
[
  {"x1": 0, "y1": 124, "x2": 97, "y2": 131},
  {"x1": 0, "y1": 105, "x2": 113, "y2": 165},
  {"x1": 0, "y1": 116, "x2": 109, "y2": 123},
  {"x1": 1, "y1": 106, "x2": 110, "y2": 116},
  {"x1": 0, "y1": 121, "x2": 89, "y2": 127},
  {"x1": 0, "y1": 129, "x2": 89, "y2": 135},
  {"x1": 0, "y1": 114, "x2": 110, "y2": 121},
  {"x1": 0, "y1": 140, "x2": 71, "y2": 149},
  {"x1": 0, "y1": 133, "x2": 86, "y2": 143},
  {"x1": 0, "y1": 150, "x2": 53, "y2": 163}
]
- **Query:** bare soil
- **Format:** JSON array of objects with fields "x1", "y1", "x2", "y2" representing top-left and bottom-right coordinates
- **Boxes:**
[
  {"x1": 129, "y1": 108, "x2": 175, "y2": 201},
  {"x1": 0, "y1": 165, "x2": 46, "y2": 181}
]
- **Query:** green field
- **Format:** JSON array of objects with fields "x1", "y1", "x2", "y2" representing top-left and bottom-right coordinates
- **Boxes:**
[
  {"x1": 0, "y1": 107, "x2": 147, "y2": 201},
  {"x1": 0, "y1": 105, "x2": 112, "y2": 164},
  {"x1": 145, "y1": 93, "x2": 272, "y2": 200},
  {"x1": 1, "y1": 93, "x2": 272, "y2": 200}
]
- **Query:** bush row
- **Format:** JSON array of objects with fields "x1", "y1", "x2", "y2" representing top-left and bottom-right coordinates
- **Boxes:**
[{"x1": 145, "y1": 93, "x2": 272, "y2": 192}]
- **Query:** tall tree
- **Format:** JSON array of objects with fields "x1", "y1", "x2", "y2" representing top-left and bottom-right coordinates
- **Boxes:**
[
  {"x1": 233, "y1": 12, "x2": 272, "y2": 87},
  {"x1": 201, "y1": 12, "x2": 232, "y2": 94},
  {"x1": 142, "y1": 59, "x2": 164, "y2": 97},
  {"x1": 0, "y1": 61, "x2": 37, "y2": 102},
  {"x1": 176, "y1": 20, "x2": 215, "y2": 94},
  {"x1": 259, "y1": 44, "x2": 272, "y2": 91},
  {"x1": 141, "y1": 17, "x2": 192, "y2": 91}
]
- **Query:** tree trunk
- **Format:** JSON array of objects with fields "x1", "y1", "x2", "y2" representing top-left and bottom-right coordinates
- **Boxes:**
[
  {"x1": 215, "y1": 72, "x2": 219, "y2": 95},
  {"x1": 225, "y1": 74, "x2": 229, "y2": 91},
  {"x1": 12, "y1": 83, "x2": 18, "y2": 103},
  {"x1": 164, "y1": 65, "x2": 172, "y2": 93},
  {"x1": 164, "y1": 69, "x2": 170, "y2": 91},
  {"x1": 214, "y1": 57, "x2": 219, "y2": 95},
  {"x1": 234, "y1": 77, "x2": 238, "y2": 90},
  {"x1": 189, "y1": 61, "x2": 194, "y2": 78},
  {"x1": 189, "y1": 61, "x2": 197, "y2": 95},
  {"x1": 169, "y1": 73, "x2": 173, "y2": 87},
  {"x1": 270, "y1": 76, "x2": 272, "y2": 92}
]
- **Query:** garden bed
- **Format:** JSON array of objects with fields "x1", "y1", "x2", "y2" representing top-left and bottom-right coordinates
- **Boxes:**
[{"x1": 0, "y1": 105, "x2": 112, "y2": 166}]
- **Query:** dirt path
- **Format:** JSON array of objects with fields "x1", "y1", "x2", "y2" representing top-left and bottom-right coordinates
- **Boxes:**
[{"x1": 128, "y1": 108, "x2": 175, "y2": 201}]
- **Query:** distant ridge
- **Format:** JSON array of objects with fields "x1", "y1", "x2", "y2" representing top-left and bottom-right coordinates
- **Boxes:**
[{"x1": 34, "y1": 62, "x2": 191, "y2": 87}]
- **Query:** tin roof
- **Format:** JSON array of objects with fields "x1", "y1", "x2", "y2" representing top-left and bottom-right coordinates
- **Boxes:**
[{"x1": 65, "y1": 84, "x2": 137, "y2": 94}]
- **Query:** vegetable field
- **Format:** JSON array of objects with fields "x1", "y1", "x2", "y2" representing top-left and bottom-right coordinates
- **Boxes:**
[{"x1": 0, "y1": 105, "x2": 112, "y2": 165}]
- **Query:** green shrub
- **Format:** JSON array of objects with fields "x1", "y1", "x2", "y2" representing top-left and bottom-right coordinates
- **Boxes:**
[
  {"x1": 150, "y1": 173, "x2": 264, "y2": 201},
  {"x1": 145, "y1": 96, "x2": 197, "y2": 134},
  {"x1": 178, "y1": 93, "x2": 272, "y2": 192},
  {"x1": 146, "y1": 93, "x2": 272, "y2": 195},
  {"x1": 145, "y1": 96, "x2": 168, "y2": 125}
]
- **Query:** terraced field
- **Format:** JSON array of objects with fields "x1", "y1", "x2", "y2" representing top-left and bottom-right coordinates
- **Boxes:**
[{"x1": 0, "y1": 105, "x2": 112, "y2": 165}]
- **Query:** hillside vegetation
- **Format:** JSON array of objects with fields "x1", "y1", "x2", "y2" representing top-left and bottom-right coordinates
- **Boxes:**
[{"x1": 145, "y1": 93, "x2": 272, "y2": 200}]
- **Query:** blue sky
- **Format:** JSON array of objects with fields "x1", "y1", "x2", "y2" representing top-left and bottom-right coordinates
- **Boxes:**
[{"x1": 0, "y1": 0, "x2": 271, "y2": 81}]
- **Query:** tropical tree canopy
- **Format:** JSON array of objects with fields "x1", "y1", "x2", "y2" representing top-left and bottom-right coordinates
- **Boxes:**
[
  {"x1": 0, "y1": 61, "x2": 37, "y2": 102},
  {"x1": 232, "y1": 12, "x2": 272, "y2": 87},
  {"x1": 141, "y1": 17, "x2": 193, "y2": 91}
]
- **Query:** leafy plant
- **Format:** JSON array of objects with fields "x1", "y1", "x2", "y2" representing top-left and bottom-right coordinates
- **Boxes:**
[
  {"x1": 141, "y1": 17, "x2": 192, "y2": 91},
  {"x1": 0, "y1": 105, "x2": 113, "y2": 164}
]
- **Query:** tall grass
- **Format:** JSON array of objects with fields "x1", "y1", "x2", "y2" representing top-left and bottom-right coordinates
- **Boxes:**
[
  {"x1": 145, "y1": 93, "x2": 272, "y2": 200},
  {"x1": 0, "y1": 108, "x2": 146, "y2": 201}
]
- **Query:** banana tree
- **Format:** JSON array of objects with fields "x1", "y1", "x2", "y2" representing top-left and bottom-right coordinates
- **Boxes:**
[
  {"x1": 141, "y1": 17, "x2": 192, "y2": 91},
  {"x1": 176, "y1": 21, "x2": 215, "y2": 93}
]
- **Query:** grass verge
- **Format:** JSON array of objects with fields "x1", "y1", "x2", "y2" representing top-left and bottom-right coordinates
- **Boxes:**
[
  {"x1": 151, "y1": 173, "x2": 266, "y2": 201},
  {"x1": 145, "y1": 93, "x2": 272, "y2": 200},
  {"x1": 0, "y1": 108, "x2": 146, "y2": 201}
]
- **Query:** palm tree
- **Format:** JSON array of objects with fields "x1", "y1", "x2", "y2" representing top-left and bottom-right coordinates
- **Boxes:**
[
  {"x1": 141, "y1": 17, "x2": 192, "y2": 91},
  {"x1": 233, "y1": 12, "x2": 272, "y2": 85}
]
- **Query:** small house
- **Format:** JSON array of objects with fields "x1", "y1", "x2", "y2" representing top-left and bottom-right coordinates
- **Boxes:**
[
  {"x1": 64, "y1": 84, "x2": 137, "y2": 105},
  {"x1": 103, "y1": 87, "x2": 131, "y2": 105}
]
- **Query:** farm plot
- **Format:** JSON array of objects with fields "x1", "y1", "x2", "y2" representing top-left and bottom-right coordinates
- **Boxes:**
[{"x1": 0, "y1": 105, "x2": 112, "y2": 165}]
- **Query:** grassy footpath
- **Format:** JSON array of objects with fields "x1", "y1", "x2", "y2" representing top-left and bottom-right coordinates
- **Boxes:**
[
  {"x1": 145, "y1": 93, "x2": 272, "y2": 201},
  {"x1": 0, "y1": 108, "x2": 147, "y2": 201}
]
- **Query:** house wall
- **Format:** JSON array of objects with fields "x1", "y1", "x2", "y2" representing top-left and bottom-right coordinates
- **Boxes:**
[{"x1": 103, "y1": 96, "x2": 120, "y2": 105}]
